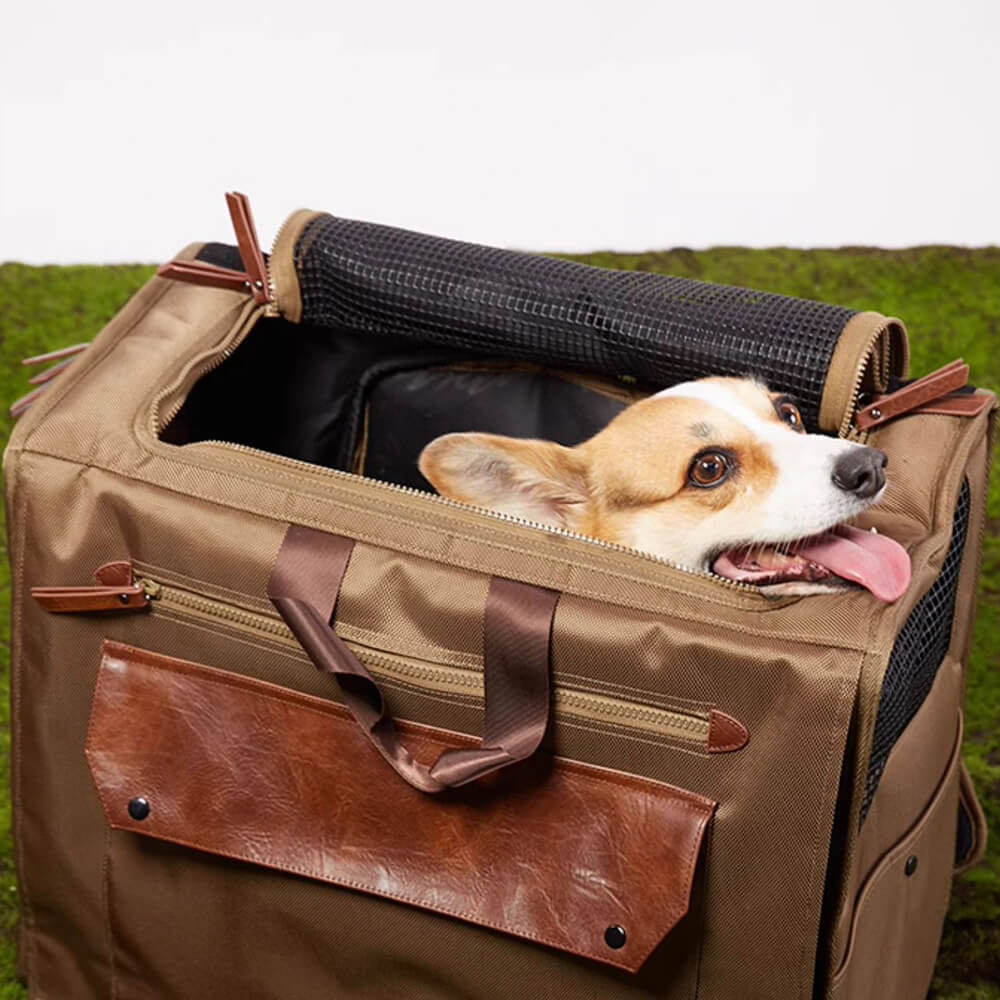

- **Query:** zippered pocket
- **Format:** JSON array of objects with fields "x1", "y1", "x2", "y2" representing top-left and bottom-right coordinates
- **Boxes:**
[
  {"x1": 138, "y1": 571, "x2": 740, "y2": 752},
  {"x1": 88, "y1": 639, "x2": 716, "y2": 981},
  {"x1": 31, "y1": 562, "x2": 747, "y2": 754}
]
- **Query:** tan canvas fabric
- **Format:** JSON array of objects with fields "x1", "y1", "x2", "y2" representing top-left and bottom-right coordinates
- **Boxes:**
[{"x1": 4, "y1": 260, "x2": 994, "y2": 1000}]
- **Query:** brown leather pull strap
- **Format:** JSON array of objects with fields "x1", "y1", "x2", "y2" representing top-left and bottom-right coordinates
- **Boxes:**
[{"x1": 267, "y1": 524, "x2": 559, "y2": 793}]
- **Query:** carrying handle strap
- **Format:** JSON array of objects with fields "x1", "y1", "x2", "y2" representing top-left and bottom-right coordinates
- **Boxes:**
[{"x1": 267, "y1": 524, "x2": 559, "y2": 793}]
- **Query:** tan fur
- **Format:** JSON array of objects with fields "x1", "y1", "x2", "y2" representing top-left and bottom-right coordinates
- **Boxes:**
[
  {"x1": 420, "y1": 379, "x2": 780, "y2": 541},
  {"x1": 418, "y1": 376, "x2": 870, "y2": 573}
]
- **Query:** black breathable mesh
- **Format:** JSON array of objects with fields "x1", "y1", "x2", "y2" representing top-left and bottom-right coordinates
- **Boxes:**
[
  {"x1": 860, "y1": 480, "x2": 971, "y2": 826},
  {"x1": 295, "y1": 215, "x2": 858, "y2": 430}
]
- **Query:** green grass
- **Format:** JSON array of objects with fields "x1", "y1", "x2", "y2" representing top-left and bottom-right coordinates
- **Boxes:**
[{"x1": 1, "y1": 249, "x2": 998, "y2": 997}]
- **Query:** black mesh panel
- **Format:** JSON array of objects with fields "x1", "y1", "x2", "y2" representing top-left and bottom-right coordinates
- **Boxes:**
[
  {"x1": 295, "y1": 215, "x2": 858, "y2": 430},
  {"x1": 860, "y1": 480, "x2": 971, "y2": 825}
]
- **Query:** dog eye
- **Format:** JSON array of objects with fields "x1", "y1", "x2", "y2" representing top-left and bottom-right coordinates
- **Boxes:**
[
  {"x1": 689, "y1": 452, "x2": 732, "y2": 488},
  {"x1": 775, "y1": 400, "x2": 804, "y2": 431}
]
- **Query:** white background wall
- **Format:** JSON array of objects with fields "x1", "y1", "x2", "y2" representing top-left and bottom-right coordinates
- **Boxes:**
[{"x1": 2, "y1": 0, "x2": 998, "y2": 264}]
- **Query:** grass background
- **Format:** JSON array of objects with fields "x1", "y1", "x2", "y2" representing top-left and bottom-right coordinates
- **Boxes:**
[{"x1": 0, "y1": 248, "x2": 998, "y2": 997}]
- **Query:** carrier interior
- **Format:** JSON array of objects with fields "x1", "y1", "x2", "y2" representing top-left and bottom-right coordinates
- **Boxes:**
[{"x1": 160, "y1": 316, "x2": 648, "y2": 492}]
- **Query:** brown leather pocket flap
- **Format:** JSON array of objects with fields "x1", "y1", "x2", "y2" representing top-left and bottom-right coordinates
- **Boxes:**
[{"x1": 86, "y1": 641, "x2": 715, "y2": 973}]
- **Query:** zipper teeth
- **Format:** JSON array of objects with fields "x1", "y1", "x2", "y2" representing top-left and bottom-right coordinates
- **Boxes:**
[
  {"x1": 266, "y1": 213, "x2": 297, "y2": 307},
  {"x1": 144, "y1": 581, "x2": 290, "y2": 636},
  {"x1": 840, "y1": 324, "x2": 891, "y2": 440},
  {"x1": 144, "y1": 579, "x2": 710, "y2": 742}
]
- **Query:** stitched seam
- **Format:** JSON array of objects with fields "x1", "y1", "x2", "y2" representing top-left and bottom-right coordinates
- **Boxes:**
[
  {"x1": 795, "y1": 664, "x2": 862, "y2": 999},
  {"x1": 19, "y1": 278, "x2": 176, "y2": 452},
  {"x1": 100, "y1": 825, "x2": 117, "y2": 1000},
  {"x1": 132, "y1": 559, "x2": 274, "y2": 612},
  {"x1": 555, "y1": 717, "x2": 713, "y2": 759},
  {"x1": 149, "y1": 608, "x2": 310, "y2": 663},
  {"x1": 100, "y1": 821, "x2": 642, "y2": 968},
  {"x1": 9, "y1": 459, "x2": 37, "y2": 983}
]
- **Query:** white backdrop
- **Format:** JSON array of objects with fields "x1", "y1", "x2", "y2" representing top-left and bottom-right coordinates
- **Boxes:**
[{"x1": 2, "y1": 0, "x2": 998, "y2": 263}]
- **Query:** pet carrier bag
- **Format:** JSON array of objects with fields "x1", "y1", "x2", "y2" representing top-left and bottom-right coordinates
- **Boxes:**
[{"x1": 4, "y1": 193, "x2": 993, "y2": 999}]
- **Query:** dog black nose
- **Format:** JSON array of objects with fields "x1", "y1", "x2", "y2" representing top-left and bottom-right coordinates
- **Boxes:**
[{"x1": 832, "y1": 448, "x2": 887, "y2": 499}]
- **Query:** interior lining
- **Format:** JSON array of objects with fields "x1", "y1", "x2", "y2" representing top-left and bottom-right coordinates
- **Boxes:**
[{"x1": 160, "y1": 316, "x2": 648, "y2": 490}]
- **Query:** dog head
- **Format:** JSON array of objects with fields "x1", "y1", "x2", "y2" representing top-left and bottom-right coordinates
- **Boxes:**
[{"x1": 418, "y1": 376, "x2": 911, "y2": 600}]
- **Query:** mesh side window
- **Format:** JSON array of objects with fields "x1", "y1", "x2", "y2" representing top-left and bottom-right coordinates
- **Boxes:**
[
  {"x1": 860, "y1": 480, "x2": 971, "y2": 825},
  {"x1": 295, "y1": 215, "x2": 857, "y2": 430}
]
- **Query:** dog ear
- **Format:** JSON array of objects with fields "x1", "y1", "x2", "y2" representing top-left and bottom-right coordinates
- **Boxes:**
[{"x1": 418, "y1": 433, "x2": 589, "y2": 528}]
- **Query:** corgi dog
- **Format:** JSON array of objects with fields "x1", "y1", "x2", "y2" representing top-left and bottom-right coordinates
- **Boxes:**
[{"x1": 418, "y1": 376, "x2": 911, "y2": 601}]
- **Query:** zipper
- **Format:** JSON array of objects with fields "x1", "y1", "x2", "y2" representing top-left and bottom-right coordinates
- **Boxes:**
[
  {"x1": 841, "y1": 325, "x2": 888, "y2": 441},
  {"x1": 206, "y1": 438, "x2": 767, "y2": 592},
  {"x1": 266, "y1": 210, "x2": 298, "y2": 308},
  {"x1": 834, "y1": 316, "x2": 909, "y2": 440},
  {"x1": 139, "y1": 575, "x2": 713, "y2": 745}
]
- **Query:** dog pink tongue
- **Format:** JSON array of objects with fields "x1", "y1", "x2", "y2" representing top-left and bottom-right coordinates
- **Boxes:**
[{"x1": 795, "y1": 526, "x2": 911, "y2": 602}]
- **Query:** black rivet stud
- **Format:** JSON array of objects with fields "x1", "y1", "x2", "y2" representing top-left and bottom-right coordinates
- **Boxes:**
[
  {"x1": 905, "y1": 855, "x2": 918, "y2": 877},
  {"x1": 118, "y1": 593, "x2": 131, "y2": 605},
  {"x1": 128, "y1": 797, "x2": 150, "y2": 821},
  {"x1": 604, "y1": 925, "x2": 627, "y2": 949}
]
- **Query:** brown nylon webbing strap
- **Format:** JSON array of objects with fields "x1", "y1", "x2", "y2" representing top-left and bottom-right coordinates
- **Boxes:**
[{"x1": 267, "y1": 524, "x2": 559, "y2": 793}]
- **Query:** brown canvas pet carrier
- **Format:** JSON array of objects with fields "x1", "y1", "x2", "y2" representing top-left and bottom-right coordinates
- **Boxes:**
[{"x1": 4, "y1": 193, "x2": 993, "y2": 999}]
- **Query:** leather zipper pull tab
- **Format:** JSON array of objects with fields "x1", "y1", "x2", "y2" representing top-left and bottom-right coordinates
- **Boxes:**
[
  {"x1": 31, "y1": 584, "x2": 151, "y2": 613},
  {"x1": 225, "y1": 191, "x2": 271, "y2": 305},
  {"x1": 157, "y1": 191, "x2": 273, "y2": 306},
  {"x1": 856, "y1": 359, "x2": 979, "y2": 430},
  {"x1": 156, "y1": 259, "x2": 255, "y2": 295}
]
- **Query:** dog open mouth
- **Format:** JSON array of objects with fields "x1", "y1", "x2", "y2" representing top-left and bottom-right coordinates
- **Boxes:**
[{"x1": 712, "y1": 525, "x2": 911, "y2": 602}]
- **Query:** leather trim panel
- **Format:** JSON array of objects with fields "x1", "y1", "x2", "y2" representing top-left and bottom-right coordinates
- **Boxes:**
[{"x1": 85, "y1": 641, "x2": 715, "y2": 973}]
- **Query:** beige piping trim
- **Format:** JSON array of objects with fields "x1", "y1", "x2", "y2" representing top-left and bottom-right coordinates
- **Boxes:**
[
  {"x1": 270, "y1": 209, "x2": 324, "y2": 323},
  {"x1": 819, "y1": 312, "x2": 909, "y2": 434}
]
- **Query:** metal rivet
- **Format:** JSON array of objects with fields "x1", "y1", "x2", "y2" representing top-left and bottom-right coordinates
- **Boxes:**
[
  {"x1": 870, "y1": 408, "x2": 882, "y2": 420},
  {"x1": 128, "y1": 797, "x2": 150, "y2": 821},
  {"x1": 905, "y1": 855, "x2": 918, "y2": 877},
  {"x1": 118, "y1": 593, "x2": 131, "y2": 605},
  {"x1": 253, "y1": 280, "x2": 264, "y2": 290},
  {"x1": 604, "y1": 925, "x2": 627, "y2": 949}
]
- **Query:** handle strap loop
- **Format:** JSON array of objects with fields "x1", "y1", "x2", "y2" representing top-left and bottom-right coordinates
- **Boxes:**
[{"x1": 268, "y1": 524, "x2": 559, "y2": 793}]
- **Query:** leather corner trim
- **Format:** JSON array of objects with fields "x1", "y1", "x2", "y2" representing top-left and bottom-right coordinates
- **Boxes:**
[
  {"x1": 94, "y1": 561, "x2": 133, "y2": 587},
  {"x1": 86, "y1": 640, "x2": 716, "y2": 973},
  {"x1": 707, "y1": 710, "x2": 749, "y2": 753}
]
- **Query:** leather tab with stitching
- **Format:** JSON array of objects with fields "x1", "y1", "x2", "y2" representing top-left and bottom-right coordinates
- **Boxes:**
[
  {"x1": 31, "y1": 585, "x2": 150, "y2": 613},
  {"x1": 707, "y1": 710, "x2": 750, "y2": 753},
  {"x1": 856, "y1": 359, "x2": 976, "y2": 430}
]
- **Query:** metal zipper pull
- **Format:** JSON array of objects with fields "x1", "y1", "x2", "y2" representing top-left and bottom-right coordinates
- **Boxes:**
[{"x1": 156, "y1": 191, "x2": 273, "y2": 306}]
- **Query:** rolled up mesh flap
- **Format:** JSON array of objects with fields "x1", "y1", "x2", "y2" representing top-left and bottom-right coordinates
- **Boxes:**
[{"x1": 289, "y1": 213, "x2": 907, "y2": 433}]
